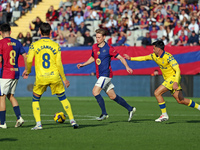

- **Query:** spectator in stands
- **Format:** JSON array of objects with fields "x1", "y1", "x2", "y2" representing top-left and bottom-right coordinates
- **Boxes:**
[
  {"x1": 74, "y1": 6, "x2": 84, "y2": 16},
  {"x1": 18, "y1": 0, "x2": 29, "y2": 15},
  {"x1": 71, "y1": 1, "x2": 79, "y2": 12},
  {"x1": 77, "y1": 21, "x2": 88, "y2": 36},
  {"x1": 5, "y1": 3, "x2": 13, "y2": 23},
  {"x1": 23, "y1": 31, "x2": 32, "y2": 47},
  {"x1": 141, "y1": 32, "x2": 151, "y2": 47},
  {"x1": 171, "y1": 0, "x2": 179, "y2": 14},
  {"x1": 17, "y1": 32, "x2": 24, "y2": 44},
  {"x1": 149, "y1": 26, "x2": 158, "y2": 41},
  {"x1": 176, "y1": 30, "x2": 188, "y2": 46},
  {"x1": 87, "y1": 0, "x2": 94, "y2": 9},
  {"x1": 163, "y1": 17, "x2": 171, "y2": 27},
  {"x1": 188, "y1": 31, "x2": 199, "y2": 46},
  {"x1": 157, "y1": 24, "x2": 165, "y2": 40},
  {"x1": 46, "y1": 17, "x2": 55, "y2": 31},
  {"x1": 59, "y1": 11, "x2": 68, "y2": 22},
  {"x1": 66, "y1": 6, "x2": 73, "y2": 21},
  {"x1": 154, "y1": 10, "x2": 164, "y2": 25},
  {"x1": 173, "y1": 21, "x2": 182, "y2": 36},
  {"x1": 11, "y1": 0, "x2": 19, "y2": 11},
  {"x1": 26, "y1": 0, "x2": 33, "y2": 11},
  {"x1": 61, "y1": 23, "x2": 70, "y2": 38},
  {"x1": 107, "y1": 32, "x2": 118, "y2": 45},
  {"x1": 84, "y1": 5, "x2": 91, "y2": 20},
  {"x1": 66, "y1": 31, "x2": 78, "y2": 47},
  {"x1": 60, "y1": 18, "x2": 69, "y2": 30},
  {"x1": 69, "y1": 21, "x2": 78, "y2": 33},
  {"x1": 31, "y1": 16, "x2": 42, "y2": 36},
  {"x1": 188, "y1": 18, "x2": 199, "y2": 34},
  {"x1": 105, "y1": 15, "x2": 117, "y2": 28},
  {"x1": 149, "y1": 21, "x2": 159, "y2": 31},
  {"x1": 163, "y1": 26, "x2": 174, "y2": 45},
  {"x1": 46, "y1": 5, "x2": 59, "y2": 21},
  {"x1": 57, "y1": 33, "x2": 67, "y2": 47},
  {"x1": 108, "y1": 0, "x2": 117, "y2": 14},
  {"x1": 83, "y1": 30, "x2": 94, "y2": 46},
  {"x1": 181, "y1": 16, "x2": 189, "y2": 27},
  {"x1": 74, "y1": 12, "x2": 84, "y2": 26},
  {"x1": 93, "y1": 0, "x2": 101, "y2": 10},
  {"x1": 111, "y1": 31, "x2": 126, "y2": 46},
  {"x1": 118, "y1": 1, "x2": 126, "y2": 14},
  {"x1": 88, "y1": 7, "x2": 97, "y2": 20},
  {"x1": 179, "y1": 9, "x2": 189, "y2": 21}
]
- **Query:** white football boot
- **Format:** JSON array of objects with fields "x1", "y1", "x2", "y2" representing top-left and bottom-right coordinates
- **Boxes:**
[
  {"x1": 155, "y1": 115, "x2": 169, "y2": 122},
  {"x1": 15, "y1": 117, "x2": 24, "y2": 127}
]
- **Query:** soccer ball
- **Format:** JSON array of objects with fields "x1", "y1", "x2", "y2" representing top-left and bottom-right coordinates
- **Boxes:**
[{"x1": 54, "y1": 112, "x2": 66, "y2": 123}]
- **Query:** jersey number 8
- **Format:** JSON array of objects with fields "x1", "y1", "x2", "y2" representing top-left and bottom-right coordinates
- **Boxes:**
[
  {"x1": 42, "y1": 53, "x2": 50, "y2": 69},
  {"x1": 10, "y1": 50, "x2": 16, "y2": 65}
]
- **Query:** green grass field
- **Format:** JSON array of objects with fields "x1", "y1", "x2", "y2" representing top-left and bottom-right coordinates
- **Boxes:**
[{"x1": 1, "y1": 96, "x2": 200, "y2": 150}]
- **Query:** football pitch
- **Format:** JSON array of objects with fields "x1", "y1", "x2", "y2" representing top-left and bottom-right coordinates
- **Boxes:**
[{"x1": 1, "y1": 96, "x2": 200, "y2": 150}]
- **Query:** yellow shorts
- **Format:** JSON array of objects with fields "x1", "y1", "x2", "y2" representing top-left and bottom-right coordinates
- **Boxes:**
[
  {"x1": 162, "y1": 76, "x2": 182, "y2": 95},
  {"x1": 33, "y1": 79, "x2": 65, "y2": 95}
]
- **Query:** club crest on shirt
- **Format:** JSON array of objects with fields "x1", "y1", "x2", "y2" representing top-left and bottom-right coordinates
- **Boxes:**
[
  {"x1": 96, "y1": 58, "x2": 101, "y2": 65},
  {"x1": 97, "y1": 51, "x2": 100, "y2": 55},
  {"x1": 103, "y1": 49, "x2": 106, "y2": 53}
]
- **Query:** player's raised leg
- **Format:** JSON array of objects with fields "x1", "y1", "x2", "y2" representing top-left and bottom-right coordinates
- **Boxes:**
[
  {"x1": 0, "y1": 95, "x2": 7, "y2": 129},
  {"x1": 154, "y1": 85, "x2": 169, "y2": 122},
  {"x1": 173, "y1": 90, "x2": 200, "y2": 110},
  {"x1": 93, "y1": 86, "x2": 108, "y2": 121},
  {"x1": 57, "y1": 92, "x2": 78, "y2": 129},
  {"x1": 107, "y1": 89, "x2": 136, "y2": 122},
  {"x1": 31, "y1": 93, "x2": 43, "y2": 130}
]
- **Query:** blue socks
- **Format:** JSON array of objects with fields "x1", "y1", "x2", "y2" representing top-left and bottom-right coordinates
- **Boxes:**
[
  {"x1": 114, "y1": 95, "x2": 132, "y2": 111},
  {"x1": 0, "y1": 111, "x2": 6, "y2": 125},
  {"x1": 95, "y1": 94, "x2": 107, "y2": 115},
  {"x1": 13, "y1": 106, "x2": 21, "y2": 119}
]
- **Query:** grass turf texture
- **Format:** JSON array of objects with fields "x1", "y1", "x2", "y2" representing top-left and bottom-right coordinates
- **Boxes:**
[{"x1": 1, "y1": 96, "x2": 200, "y2": 150}]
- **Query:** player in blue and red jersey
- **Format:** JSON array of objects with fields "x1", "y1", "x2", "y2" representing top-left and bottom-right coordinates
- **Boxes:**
[
  {"x1": 0, "y1": 23, "x2": 27, "y2": 129},
  {"x1": 77, "y1": 28, "x2": 136, "y2": 121}
]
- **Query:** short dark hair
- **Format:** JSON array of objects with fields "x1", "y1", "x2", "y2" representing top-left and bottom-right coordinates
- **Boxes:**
[
  {"x1": 40, "y1": 23, "x2": 51, "y2": 36},
  {"x1": 152, "y1": 40, "x2": 165, "y2": 50},
  {"x1": 0, "y1": 23, "x2": 11, "y2": 33}
]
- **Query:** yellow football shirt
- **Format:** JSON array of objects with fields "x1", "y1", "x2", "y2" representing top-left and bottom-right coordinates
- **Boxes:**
[
  {"x1": 131, "y1": 51, "x2": 181, "y2": 83},
  {"x1": 27, "y1": 37, "x2": 66, "y2": 85}
]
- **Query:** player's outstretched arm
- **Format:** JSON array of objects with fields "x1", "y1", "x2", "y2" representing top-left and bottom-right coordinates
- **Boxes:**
[
  {"x1": 77, "y1": 56, "x2": 95, "y2": 69},
  {"x1": 116, "y1": 54, "x2": 133, "y2": 74},
  {"x1": 124, "y1": 54, "x2": 131, "y2": 60}
]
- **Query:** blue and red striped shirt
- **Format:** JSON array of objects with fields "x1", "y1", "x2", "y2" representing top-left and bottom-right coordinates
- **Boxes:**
[
  {"x1": 92, "y1": 42, "x2": 118, "y2": 79},
  {"x1": 0, "y1": 37, "x2": 25, "y2": 79}
]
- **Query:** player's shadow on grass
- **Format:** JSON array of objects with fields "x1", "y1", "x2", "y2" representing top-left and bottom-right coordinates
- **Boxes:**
[
  {"x1": 0, "y1": 138, "x2": 18, "y2": 142},
  {"x1": 22, "y1": 123, "x2": 107, "y2": 129},
  {"x1": 186, "y1": 120, "x2": 200, "y2": 123},
  {"x1": 109, "y1": 119, "x2": 153, "y2": 123}
]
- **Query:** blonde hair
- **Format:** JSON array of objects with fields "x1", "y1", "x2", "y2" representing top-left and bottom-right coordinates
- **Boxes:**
[{"x1": 95, "y1": 28, "x2": 107, "y2": 36}]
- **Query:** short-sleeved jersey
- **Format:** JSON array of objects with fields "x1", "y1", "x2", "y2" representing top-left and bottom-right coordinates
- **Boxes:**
[
  {"x1": 27, "y1": 37, "x2": 66, "y2": 85},
  {"x1": 131, "y1": 51, "x2": 181, "y2": 82},
  {"x1": 0, "y1": 37, "x2": 25, "y2": 79},
  {"x1": 92, "y1": 43, "x2": 119, "y2": 79}
]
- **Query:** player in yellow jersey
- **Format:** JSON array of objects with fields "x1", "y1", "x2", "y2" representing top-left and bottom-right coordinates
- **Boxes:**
[
  {"x1": 25, "y1": 23, "x2": 78, "y2": 130},
  {"x1": 124, "y1": 40, "x2": 200, "y2": 122}
]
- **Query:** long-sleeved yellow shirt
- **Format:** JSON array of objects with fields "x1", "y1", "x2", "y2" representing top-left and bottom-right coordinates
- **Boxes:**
[
  {"x1": 27, "y1": 37, "x2": 66, "y2": 85},
  {"x1": 131, "y1": 51, "x2": 181, "y2": 83}
]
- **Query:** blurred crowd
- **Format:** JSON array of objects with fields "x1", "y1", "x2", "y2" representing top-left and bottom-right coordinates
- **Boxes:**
[
  {"x1": 0, "y1": 0, "x2": 42, "y2": 24},
  {"x1": 4, "y1": 0, "x2": 200, "y2": 47}
]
